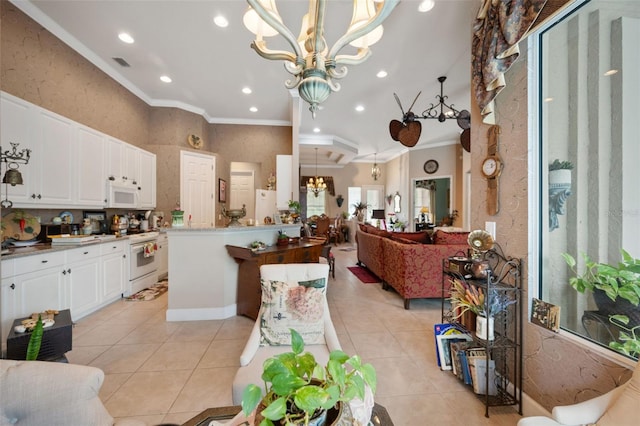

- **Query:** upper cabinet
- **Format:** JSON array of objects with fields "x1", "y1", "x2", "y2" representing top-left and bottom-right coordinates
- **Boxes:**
[
  {"x1": 1, "y1": 92, "x2": 156, "y2": 209},
  {"x1": 276, "y1": 154, "x2": 292, "y2": 210}
]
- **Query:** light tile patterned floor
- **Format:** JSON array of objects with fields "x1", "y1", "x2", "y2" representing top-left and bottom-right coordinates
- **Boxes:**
[{"x1": 67, "y1": 247, "x2": 522, "y2": 425}]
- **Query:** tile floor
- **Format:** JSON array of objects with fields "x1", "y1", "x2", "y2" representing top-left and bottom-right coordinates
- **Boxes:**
[{"x1": 67, "y1": 247, "x2": 523, "y2": 425}]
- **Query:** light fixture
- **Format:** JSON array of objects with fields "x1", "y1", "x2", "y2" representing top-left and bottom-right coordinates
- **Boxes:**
[
  {"x1": 371, "y1": 153, "x2": 381, "y2": 180},
  {"x1": 389, "y1": 76, "x2": 470, "y2": 147},
  {"x1": 307, "y1": 148, "x2": 326, "y2": 197},
  {"x1": 1, "y1": 142, "x2": 31, "y2": 208},
  {"x1": 243, "y1": 0, "x2": 399, "y2": 118},
  {"x1": 160, "y1": 75, "x2": 172, "y2": 83},
  {"x1": 213, "y1": 15, "x2": 229, "y2": 28},
  {"x1": 118, "y1": 32, "x2": 134, "y2": 44}
]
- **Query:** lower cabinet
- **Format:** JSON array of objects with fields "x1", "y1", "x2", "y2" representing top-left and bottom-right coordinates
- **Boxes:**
[
  {"x1": 101, "y1": 241, "x2": 127, "y2": 302},
  {"x1": 156, "y1": 233, "x2": 168, "y2": 280}
]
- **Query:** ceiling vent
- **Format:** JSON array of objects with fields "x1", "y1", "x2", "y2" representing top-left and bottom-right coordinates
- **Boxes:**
[{"x1": 112, "y1": 57, "x2": 130, "y2": 67}]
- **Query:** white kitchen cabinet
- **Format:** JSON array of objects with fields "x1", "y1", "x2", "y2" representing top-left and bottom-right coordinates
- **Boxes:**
[
  {"x1": 276, "y1": 154, "x2": 293, "y2": 210},
  {"x1": 76, "y1": 126, "x2": 106, "y2": 207},
  {"x1": 156, "y1": 233, "x2": 168, "y2": 280},
  {"x1": 101, "y1": 240, "x2": 126, "y2": 302},
  {"x1": 138, "y1": 150, "x2": 156, "y2": 209},
  {"x1": 11, "y1": 263, "x2": 68, "y2": 319},
  {"x1": 106, "y1": 137, "x2": 125, "y2": 181},
  {"x1": 66, "y1": 246, "x2": 101, "y2": 320},
  {"x1": 1, "y1": 260, "x2": 18, "y2": 353},
  {"x1": 123, "y1": 143, "x2": 140, "y2": 185}
]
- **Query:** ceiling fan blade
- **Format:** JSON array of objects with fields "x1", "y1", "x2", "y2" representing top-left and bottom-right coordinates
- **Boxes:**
[
  {"x1": 457, "y1": 109, "x2": 471, "y2": 130},
  {"x1": 389, "y1": 120, "x2": 403, "y2": 141},
  {"x1": 460, "y1": 128, "x2": 470, "y2": 152},
  {"x1": 407, "y1": 91, "x2": 422, "y2": 113},
  {"x1": 393, "y1": 93, "x2": 405, "y2": 116},
  {"x1": 398, "y1": 121, "x2": 421, "y2": 147}
]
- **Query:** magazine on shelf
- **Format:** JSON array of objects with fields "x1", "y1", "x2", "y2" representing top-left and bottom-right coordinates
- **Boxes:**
[
  {"x1": 434, "y1": 323, "x2": 471, "y2": 370},
  {"x1": 449, "y1": 341, "x2": 475, "y2": 381}
]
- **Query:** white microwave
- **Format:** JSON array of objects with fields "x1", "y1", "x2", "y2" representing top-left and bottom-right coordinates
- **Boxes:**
[{"x1": 106, "y1": 180, "x2": 138, "y2": 208}]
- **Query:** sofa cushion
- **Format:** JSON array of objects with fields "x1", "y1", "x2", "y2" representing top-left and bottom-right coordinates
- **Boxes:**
[
  {"x1": 595, "y1": 362, "x2": 640, "y2": 425},
  {"x1": 259, "y1": 278, "x2": 326, "y2": 346},
  {"x1": 394, "y1": 231, "x2": 431, "y2": 244},
  {"x1": 391, "y1": 235, "x2": 419, "y2": 245},
  {"x1": 433, "y1": 230, "x2": 469, "y2": 245},
  {"x1": 365, "y1": 225, "x2": 391, "y2": 238}
]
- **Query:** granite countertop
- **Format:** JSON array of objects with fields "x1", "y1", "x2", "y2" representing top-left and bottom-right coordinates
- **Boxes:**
[
  {"x1": 166, "y1": 223, "x2": 300, "y2": 233},
  {"x1": 1, "y1": 235, "x2": 129, "y2": 260}
]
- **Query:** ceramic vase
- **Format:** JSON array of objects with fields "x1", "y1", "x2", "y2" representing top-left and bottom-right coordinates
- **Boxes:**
[
  {"x1": 171, "y1": 210, "x2": 184, "y2": 227},
  {"x1": 476, "y1": 315, "x2": 495, "y2": 340}
]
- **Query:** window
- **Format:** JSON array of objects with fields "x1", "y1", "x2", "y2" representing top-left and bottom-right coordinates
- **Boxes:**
[
  {"x1": 537, "y1": 0, "x2": 640, "y2": 360},
  {"x1": 306, "y1": 190, "x2": 326, "y2": 217},
  {"x1": 347, "y1": 187, "x2": 361, "y2": 217}
]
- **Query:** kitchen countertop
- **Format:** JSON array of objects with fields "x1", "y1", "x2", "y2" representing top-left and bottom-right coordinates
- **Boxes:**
[{"x1": 2, "y1": 234, "x2": 128, "y2": 260}]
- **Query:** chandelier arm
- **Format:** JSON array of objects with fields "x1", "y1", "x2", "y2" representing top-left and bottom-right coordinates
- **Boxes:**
[
  {"x1": 284, "y1": 74, "x2": 303, "y2": 89},
  {"x1": 327, "y1": 0, "x2": 399, "y2": 59},
  {"x1": 251, "y1": 41, "x2": 298, "y2": 64},
  {"x1": 326, "y1": 66, "x2": 347, "y2": 81},
  {"x1": 333, "y1": 48, "x2": 372, "y2": 66},
  {"x1": 247, "y1": 0, "x2": 303, "y2": 59}
]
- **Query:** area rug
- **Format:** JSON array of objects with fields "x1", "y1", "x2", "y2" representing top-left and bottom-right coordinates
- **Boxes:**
[
  {"x1": 125, "y1": 280, "x2": 168, "y2": 301},
  {"x1": 347, "y1": 266, "x2": 380, "y2": 284}
]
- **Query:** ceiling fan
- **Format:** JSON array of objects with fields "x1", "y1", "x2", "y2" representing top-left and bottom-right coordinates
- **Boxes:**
[{"x1": 389, "y1": 76, "x2": 471, "y2": 151}]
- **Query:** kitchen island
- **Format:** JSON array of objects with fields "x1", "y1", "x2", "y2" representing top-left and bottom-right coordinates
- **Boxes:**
[{"x1": 165, "y1": 224, "x2": 302, "y2": 321}]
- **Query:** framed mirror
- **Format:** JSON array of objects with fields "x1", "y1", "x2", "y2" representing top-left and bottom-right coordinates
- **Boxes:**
[{"x1": 393, "y1": 192, "x2": 401, "y2": 213}]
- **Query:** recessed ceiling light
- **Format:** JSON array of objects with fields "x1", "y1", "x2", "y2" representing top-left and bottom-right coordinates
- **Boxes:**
[
  {"x1": 355, "y1": 105, "x2": 365, "y2": 112},
  {"x1": 603, "y1": 69, "x2": 618, "y2": 76},
  {"x1": 242, "y1": 87, "x2": 252, "y2": 94},
  {"x1": 544, "y1": 97, "x2": 554, "y2": 103},
  {"x1": 418, "y1": 0, "x2": 435, "y2": 12},
  {"x1": 249, "y1": 106, "x2": 258, "y2": 112},
  {"x1": 214, "y1": 15, "x2": 229, "y2": 28},
  {"x1": 313, "y1": 128, "x2": 321, "y2": 133},
  {"x1": 376, "y1": 70, "x2": 388, "y2": 78},
  {"x1": 160, "y1": 75, "x2": 172, "y2": 83},
  {"x1": 118, "y1": 32, "x2": 134, "y2": 44}
]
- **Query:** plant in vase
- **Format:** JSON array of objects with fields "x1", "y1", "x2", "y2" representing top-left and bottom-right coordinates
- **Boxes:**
[
  {"x1": 563, "y1": 249, "x2": 640, "y2": 357},
  {"x1": 277, "y1": 229, "x2": 289, "y2": 246},
  {"x1": 241, "y1": 329, "x2": 377, "y2": 426},
  {"x1": 351, "y1": 202, "x2": 368, "y2": 222},
  {"x1": 448, "y1": 278, "x2": 516, "y2": 340}
]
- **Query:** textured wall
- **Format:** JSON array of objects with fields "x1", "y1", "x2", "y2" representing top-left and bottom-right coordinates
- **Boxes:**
[
  {"x1": 0, "y1": 2, "x2": 150, "y2": 147},
  {"x1": 470, "y1": 41, "x2": 632, "y2": 412}
]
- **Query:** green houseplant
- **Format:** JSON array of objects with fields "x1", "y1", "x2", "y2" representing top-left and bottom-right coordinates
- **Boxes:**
[
  {"x1": 241, "y1": 329, "x2": 377, "y2": 426},
  {"x1": 563, "y1": 250, "x2": 640, "y2": 357},
  {"x1": 288, "y1": 200, "x2": 301, "y2": 214}
]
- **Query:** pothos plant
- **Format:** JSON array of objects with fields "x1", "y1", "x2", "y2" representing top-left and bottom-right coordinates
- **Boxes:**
[{"x1": 241, "y1": 329, "x2": 377, "y2": 426}]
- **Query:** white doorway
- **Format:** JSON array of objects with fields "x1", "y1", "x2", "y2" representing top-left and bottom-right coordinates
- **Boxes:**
[
  {"x1": 180, "y1": 151, "x2": 215, "y2": 228},
  {"x1": 230, "y1": 163, "x2": 258, "y2": 221}
]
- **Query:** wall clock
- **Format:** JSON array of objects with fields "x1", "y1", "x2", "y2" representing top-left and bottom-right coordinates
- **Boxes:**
[
  {"x1": 481, "y1": 125, "x2": 503, "y2": 215},
  {"x1": 424, "y1": 159, "x2": 439, "y2": 174},
  {"x1": 187, "y1": 134, "x2": 203, "y2": 149}
]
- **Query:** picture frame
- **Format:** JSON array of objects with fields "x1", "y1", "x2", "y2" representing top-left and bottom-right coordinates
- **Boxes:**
[
  {"x1": 436, "y1": 333, "x2": 472, "y2": 371},
  {"x1": 82, "y1": 210, "x2": 106, "y2": 233},
  {"x1": 273, "y1": 213, "x2": 282, "y2": 225},
  {"x1": 218, "y1": 179, "x2": 227, "y2": 203}
]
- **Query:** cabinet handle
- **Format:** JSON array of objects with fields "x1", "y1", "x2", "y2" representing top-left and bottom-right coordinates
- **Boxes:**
[
  {"x1": 37, "y1": 194, "x2": 42, "y2": 199},
  {"x1": 31, "y1": 194, "x2": 36, "y2": 199},
  {"x1": 109, "y1": 176, "x2": 115, "y2": 181},
  {"x1": 133, "y1": 180, "x2": 137, "y2": 185},
  {"x1": 122, "y1": 254, "x2": 126, "y2": 258},
  {"x1": 112, "y1": 245, "x2": 117, "y2": 249},
  {"x1": 123, "y1": 176, "x2": 127, "y2": 180},
  {"x1": 83, "y1": 251, "x2": 89, "y2": 255},
  {"x1": 137, "y1": 186, "x2": 141, "y2": 191},
  {"x1": 62, "y1": 270, "x2": 67, "y2": 275},
  {"x1": 41, "y1": 260, "x2": 48, "y2": 263},
  {"x1": 67, "y1": 268, "x2": 71, "y2": 274},
  {"x1": 10, "y1": 283, "x2": 15, "y2": 290}
]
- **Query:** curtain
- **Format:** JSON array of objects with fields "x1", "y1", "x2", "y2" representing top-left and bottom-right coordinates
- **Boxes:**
[
  {"x1": 300, "y1": 176, "x2": 335, "y2": 196},
  {"x1": 472, "y1": 0, "x2": 548, "y2": 122}
]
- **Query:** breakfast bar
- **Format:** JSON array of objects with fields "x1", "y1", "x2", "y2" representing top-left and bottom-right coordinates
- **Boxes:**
[{"x1": 165, "y1": 224, "x2": 302, "y2": 322}]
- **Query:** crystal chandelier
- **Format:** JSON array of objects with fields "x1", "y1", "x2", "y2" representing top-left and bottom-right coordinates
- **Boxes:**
[
  {"x1": 371, "y1": 153, "x2": 381, "y2": 180},
  {"x1": 244, "y1": 0, "x2": 399, "y2": 118},
  {"x1": 307, "y1": 148, "x2": 326, "y2": 197}
]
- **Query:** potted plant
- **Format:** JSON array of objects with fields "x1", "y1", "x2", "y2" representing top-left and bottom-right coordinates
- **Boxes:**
[
  {"x1": 448, "y1": 278, "x2": 516, "y2": 340},
  {"x1": 351, "y1": 202, "x2": 368, "y2": 222},
  {"x1": 277, "y1": 229, "x2": 289, "y2": 246},
  {"x1": 288, "y1": 200, "x2": 301, "y2": 214},
  {"x1": 563, "y1": 250, "x2": 640, "y2": 326},
  {"x1": 241, "y1": 329, "x2": 377, "y2": 426}
]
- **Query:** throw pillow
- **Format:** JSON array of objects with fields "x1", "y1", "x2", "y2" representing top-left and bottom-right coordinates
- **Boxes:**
[
  {"x1": 358, "y1": 223, "x2": 368, "y2": 232},
  {"x1": 433, "y1": 230, "x2": 469, "y2": 245},
  {"x1": 595, "y1": 364, "x2": 640, "y2": 425},
  {"x1": 259, "y1": 278, "x2": 326, "y2": 346},
  {"x1": 391, "y1": 235, "x2": 419, "y2": 245}
]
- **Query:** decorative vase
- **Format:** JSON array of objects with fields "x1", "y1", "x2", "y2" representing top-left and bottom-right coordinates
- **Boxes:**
[
  {"x1": 476, "y1": 315, "x2": 495, "y2": 341},
  {"x1": 171, "y1": 210, "x2": 184, "y2": 227}
]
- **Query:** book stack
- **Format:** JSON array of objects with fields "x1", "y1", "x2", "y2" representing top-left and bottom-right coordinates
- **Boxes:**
[{"x1": 449, "y1": 346, "x2": 498, "y2": 396}]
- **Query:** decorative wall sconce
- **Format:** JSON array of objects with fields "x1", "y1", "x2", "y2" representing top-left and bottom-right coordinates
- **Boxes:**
[{"x1": 1, "y1": 142, "x2": 31, "y2": 208}]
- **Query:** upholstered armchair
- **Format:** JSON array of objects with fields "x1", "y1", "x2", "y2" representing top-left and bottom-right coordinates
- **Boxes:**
[
  {"x1": 231, "y1": 263, "x2": 340, "y2": 405},
  {"x1": 518, "y1": 360, "x2": 640, "y2": 426},
  {"x1": 0, "y1": 359, "x2": 144, "y2": 426}
]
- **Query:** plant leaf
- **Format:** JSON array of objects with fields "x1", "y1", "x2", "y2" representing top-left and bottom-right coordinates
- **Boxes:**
[
  {"x1": 360, "y1": 363, "x2": 377, "y2": 394},
  {"x1": 26, "y1": 315, "x2": 43, "y2": 361},
  {"x1": 290, "y1": 329, "x2": 304, "y2": 355},
  {"x1": 261, "y1": 397, "x2": 287, "y2": 421},
  {"x1": 271, "y1": 373, "x2": 306, "y2": 396},
  {"x1": 294, "y1": 385, "x2": 329, "y2": 413},
  {"x1": 241, "y1": 384, "x2": 263, "y2": 417}
]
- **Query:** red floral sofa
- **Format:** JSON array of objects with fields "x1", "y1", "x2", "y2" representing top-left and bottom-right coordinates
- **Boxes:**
[{"x1": 356, "y1": 225, "x2": 469, "y2": 309}]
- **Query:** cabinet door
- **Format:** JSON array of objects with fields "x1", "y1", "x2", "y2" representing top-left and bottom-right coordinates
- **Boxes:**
[
  {"x1": 156, "y1": 234, "x2": 168, "y2": 280},
  {"x1": 13, "y1": 267, "x2": 67, "y2": 317},
  {"x1": 35, "y1": 109, "x2": 75, "y2": 206},
  {"x1": 138, "y1": 150, "x2": 156, "y2": 209},
  {"x1": 1, "y1": 280, "x2": 19, "y2": 353},
  {"x1": 1, "y1": 93, "x2": 38, "y2": 204},
  {"x1": 102, "y1": 252, "x2": 125, "y2": 302},
  {"x1": 106, "y1": 137, "x2": 125, "y2": 181},
  {"x1": 123, "y1": 144, "x2": 139, "y2": 184},
  {"x1": 67, "y1": 258, "x2": 101, "y2": 320},
  {"x1": 76, "y1": 126, "x2": 106, "y2": 207}
]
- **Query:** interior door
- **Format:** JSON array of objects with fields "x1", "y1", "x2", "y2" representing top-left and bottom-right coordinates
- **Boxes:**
[
  {"x1": 362, "y1": 185, "x2": 384, "y2": 222},
  {"x1": 230, "y1": 170, "x2": 255, "y2": 218},
  {"x1": 180, "y1": 151, "x2": 215, "y2": 228}
]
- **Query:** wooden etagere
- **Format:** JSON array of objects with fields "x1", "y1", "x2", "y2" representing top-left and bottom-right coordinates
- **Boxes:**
[{"x1": 441, "y1": 245, "x2": 523, "y2": 417}]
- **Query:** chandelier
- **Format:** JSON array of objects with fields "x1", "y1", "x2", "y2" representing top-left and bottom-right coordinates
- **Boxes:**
[
  {"x1": 371, "y1": 153, "x2": 381, "y2": 180},
  {"x1": 244, "y1": 0, "x2": 399, "y2": 118},
  {"x1": 307, "y1": 148, "x2": 326, "y2": 197}
]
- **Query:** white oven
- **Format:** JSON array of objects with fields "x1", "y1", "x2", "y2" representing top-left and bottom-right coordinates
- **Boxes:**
[{"x1": 127, "y1": 231, "x2": 159, "y2": 295}]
